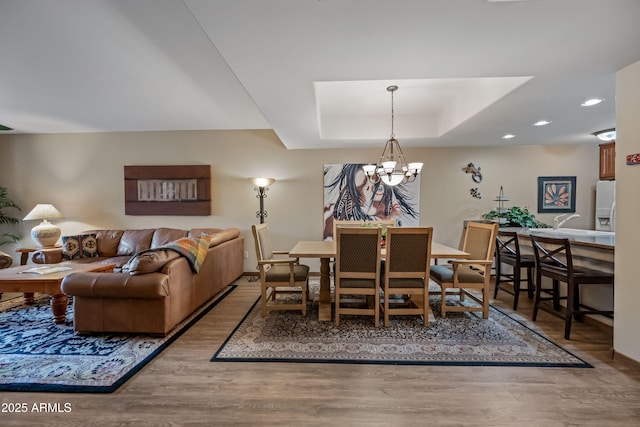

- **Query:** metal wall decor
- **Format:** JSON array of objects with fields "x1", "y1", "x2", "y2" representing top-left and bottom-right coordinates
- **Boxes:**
[
  {"x1": 124, "y1": 165, "x2": 211, "y2": 215},
  {"x1": 462, "y1": 163, "x2": 483, "y2": 183}
]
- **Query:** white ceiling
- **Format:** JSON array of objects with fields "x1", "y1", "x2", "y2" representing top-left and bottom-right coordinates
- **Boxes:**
[{"x1": 1, "y1": 0, "x2": 639, "y2": 150}]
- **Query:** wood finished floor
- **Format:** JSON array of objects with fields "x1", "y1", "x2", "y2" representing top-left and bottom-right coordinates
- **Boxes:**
[{"x1": 2, "y1": 277, "x2": 640, "y2": 427}]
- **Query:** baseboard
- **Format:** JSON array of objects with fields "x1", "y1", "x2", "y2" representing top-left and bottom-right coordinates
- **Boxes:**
[{"x1": 612, "y1": 349, "x2": 640, "y2": 369}]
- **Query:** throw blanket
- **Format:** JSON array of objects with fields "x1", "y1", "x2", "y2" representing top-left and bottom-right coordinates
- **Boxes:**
[
  {"x1": 121, "y1": 237, "x2": 211, "y2": 275},
  {"x1": 156, "y1": 237, "x2": 210, "y2": 273}
]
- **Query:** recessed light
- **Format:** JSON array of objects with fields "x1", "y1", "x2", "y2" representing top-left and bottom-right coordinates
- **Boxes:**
[
  {"x1": 581, "y1": 98, "x2": 603, "y2": 107},
  {"x1": 532, "y1": 120, "x2": 551, "y2": 126},
  {"x1": 502, "y1": 134, "x2": 516, "y2": 139}
]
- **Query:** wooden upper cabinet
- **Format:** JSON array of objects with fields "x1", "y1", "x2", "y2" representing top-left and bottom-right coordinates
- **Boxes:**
[{"x1": 599, "y1": 141, "x2": 616, "y2": 180}]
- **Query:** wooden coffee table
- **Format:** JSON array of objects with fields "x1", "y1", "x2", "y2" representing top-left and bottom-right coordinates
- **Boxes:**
[{"x1": 0, "y1": 263, "x2": 115, "y2": 324}]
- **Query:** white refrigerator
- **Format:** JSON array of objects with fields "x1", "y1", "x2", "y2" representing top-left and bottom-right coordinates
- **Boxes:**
[{"x1": 595, "y1": 180, "x2": 616, "y2": 232}]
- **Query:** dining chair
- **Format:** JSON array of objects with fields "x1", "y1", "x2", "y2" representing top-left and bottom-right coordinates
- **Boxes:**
[
  {"x1": 334, "y1": 226, "x2": 382, "y2": 327},
  {"x1": 429, "y1": 222, "x2": 498, "y2": 319},
  {"x1": 494, "y1": 230, "x2": 535, "y2": 310},
  {"x1": 251, "y1": 224, "x2": 310, "y2": 317},
  {"x1": 530, "y1": 234, "x2": 614, "y2": 340},
  {"x1": 330, "y1": 220, "x2": 395, "y2": 276},
  {"x1": 381, "y1": 227, "x2": 433, "y2": 327}
]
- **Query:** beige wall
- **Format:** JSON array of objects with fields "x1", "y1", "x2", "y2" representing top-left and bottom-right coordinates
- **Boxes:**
[
  {"x1": 615, "y1": 60, "x2": 640, "y2": 362},
  {"x1": 1, "y1": 130, "x2": 600, "y2": 274}
]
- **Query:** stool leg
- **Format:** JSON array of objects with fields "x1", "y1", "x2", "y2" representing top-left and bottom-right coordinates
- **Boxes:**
[
  {"x1": 564, "y1": 280, "x2": 575, "y2": 340},
  {"x1": 526, "y1": 267, "x2": 534, "y2": 300},
  {"x1": 532, "y1": 270, "x2": 542, "y2": 321},
  {"x1": 494, "y1": 260, "x2": 502, "y2": 299},
  {"x1": 573, "y1": 283, "x2": 583, "y2": 321},
  {"x1": 512, "y1": 264, "x2": 521, "y2": 310},
  {"x1": 552, "y1": 279, "x2": 561, "y2": 311}
]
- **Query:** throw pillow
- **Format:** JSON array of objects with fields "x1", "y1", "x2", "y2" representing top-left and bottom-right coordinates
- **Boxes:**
[{"x1": 62, "y1": 234, "x2": 99, "y2": 260}]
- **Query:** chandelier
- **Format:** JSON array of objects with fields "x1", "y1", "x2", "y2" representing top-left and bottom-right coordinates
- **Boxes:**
[{"x1": 362, "y1": 85, "x2": 423, "y2": 186}]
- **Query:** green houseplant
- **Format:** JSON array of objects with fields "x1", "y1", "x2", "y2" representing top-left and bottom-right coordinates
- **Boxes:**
[
  {"x1": 482, "y1": 206, "x2": 549, "y2": 228},
  {"x1": 0, "y1": 186, "x2": 21, "y2": 246}
]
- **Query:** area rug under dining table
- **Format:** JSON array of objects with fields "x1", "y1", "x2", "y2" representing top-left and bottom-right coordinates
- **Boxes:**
[
  {"x1": 212, "y1": 281, "x2": 591, "y2": 368},
  {"x1": 0, "y1": 285, "x2": 236, "y2": 393}
]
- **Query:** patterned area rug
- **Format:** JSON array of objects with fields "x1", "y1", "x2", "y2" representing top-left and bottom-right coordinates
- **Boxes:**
[
  {"x1": 0, "y1": 285, "x2": 236, "y2": 393},
  {"x1": 212, "y1": 282, "x2": 590, "y2": 367}
]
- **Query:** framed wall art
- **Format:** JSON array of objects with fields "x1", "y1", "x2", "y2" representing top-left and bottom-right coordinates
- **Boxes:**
[
  {"x1": 537, "y1": 176, "x2": 576, "y2": 213},
  {"x1": 322, "y1": 163, "x2": 420, "y2": 240},
  {"x1": 124, "y1": 165, "x2": 211, "y2": 215}
]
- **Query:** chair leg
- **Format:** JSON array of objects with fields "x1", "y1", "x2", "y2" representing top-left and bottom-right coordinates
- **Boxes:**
[
  {"x1": 384, "y1": 289, "x2": 390, "y2": 327},
  {"x1": 483, "y1": 283, "x2": 490, "y2": 319},
  {"x1": 374, "y1": 291, "x2": 380, "y2": 328},
  {"x1": 261, "y1": 284, "x2": 269, "y2": 317},
  {"x1": 441, "y1": 286, "x2": 448, "y2": 318},
  {"x1": 334, "y1": 291, "x2": 340, "y2": 326},
  {"x1": 422, "y1": 292, "x2": 429, "y2": 327}
]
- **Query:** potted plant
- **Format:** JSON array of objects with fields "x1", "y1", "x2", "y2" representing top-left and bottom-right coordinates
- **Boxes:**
[
  {"x1": 0, "y1": 186, "x2": 21, "y2": 246},
  {"x1": 482, "y1": 206, "x2": 549, "y2": 228}
]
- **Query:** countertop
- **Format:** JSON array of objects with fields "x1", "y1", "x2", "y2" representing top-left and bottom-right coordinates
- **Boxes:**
[{"x1": 501, "y1": 227, "x2": 615, "y2": 250}]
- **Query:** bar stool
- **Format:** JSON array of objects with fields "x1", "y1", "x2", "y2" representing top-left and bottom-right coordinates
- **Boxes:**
[
  {"x1": 494, "y1": 231, "x2": 535, "y2": 310},
  {"x1": 530, "y1": 235, "x2": 614, "y2": 340}
]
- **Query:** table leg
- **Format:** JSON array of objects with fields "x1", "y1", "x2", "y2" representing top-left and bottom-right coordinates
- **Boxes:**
[
  {"x1": 20, "y1": 252, "x2": 29, "y2": 265},
  {"x1": 51, "y1": 294, "x2": 69, "y2": 324},
  {"x1": 318, "y1": 257, "x2": 332, "y2": 321},
  {"x1": 23, "y1": 292, "x2": 35, "y2": 305}
]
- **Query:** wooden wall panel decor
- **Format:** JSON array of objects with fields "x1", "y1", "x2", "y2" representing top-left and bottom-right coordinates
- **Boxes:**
[{"x1": 124, "y1": 165, "x2": 211, "y2": 216}]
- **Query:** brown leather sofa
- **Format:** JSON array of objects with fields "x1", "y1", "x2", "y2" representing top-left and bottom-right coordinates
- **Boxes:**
[{"x1": 32, "y1": 227, "x2": 244, "y2": 336}]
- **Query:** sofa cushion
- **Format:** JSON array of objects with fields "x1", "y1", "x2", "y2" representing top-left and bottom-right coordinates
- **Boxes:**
[
  {"x1": 116, "y1": 229, "x2": 155, "y2": 256},
  {"x1": 151, "y1": 228, "x2": 189, "y2": 248},
  {"x1": 88, "y1": 230, "x2": 124, "y2": 257},
  {"x1": 206, "y1": 228, "x2": 241, "y2": 247},
  {"x1": 121, "y1": 250, "x2": 181, "y2": 275},
  {"x1": 62, "y1": 234, "x2": 99, "y2": 260}
]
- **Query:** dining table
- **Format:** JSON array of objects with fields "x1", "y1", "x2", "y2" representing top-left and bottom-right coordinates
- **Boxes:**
[{"x1": 288, "y1": 240, "x2": 471, "y2": 321}]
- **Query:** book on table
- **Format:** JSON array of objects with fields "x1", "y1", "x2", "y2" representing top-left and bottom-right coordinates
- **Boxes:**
[{"x1": 19, "y1": 266, "x2": 73, "y2": 275}]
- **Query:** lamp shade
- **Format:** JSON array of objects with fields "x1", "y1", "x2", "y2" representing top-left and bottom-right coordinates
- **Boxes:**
[
  {"x1": 249, "y1": 177, "x2": 275, "y2": 188},
  {"x1": 23, "y1": 204, "x2": 64, "y2": 221},
  {"x1": 23, "y1": 204, "x2": 64, "y2": 247}
]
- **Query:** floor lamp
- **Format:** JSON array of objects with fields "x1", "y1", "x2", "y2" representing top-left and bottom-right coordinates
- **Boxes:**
[
  {"x1": 248, "y1": 178, "x2": 275, "y2": 282},
  {"x1": 249, "y1": 178, "x2": 275, "y2": 224}
]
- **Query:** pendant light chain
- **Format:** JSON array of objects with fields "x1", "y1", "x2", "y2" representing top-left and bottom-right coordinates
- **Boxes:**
[{"x1": 390, "y1": 86, "x2": 395, "y2": 139}]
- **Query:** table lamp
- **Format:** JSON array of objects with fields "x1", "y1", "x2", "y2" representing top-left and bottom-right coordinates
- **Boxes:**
[{"x1": 23, "y1": 204, "x2": 64, "y2": 247}]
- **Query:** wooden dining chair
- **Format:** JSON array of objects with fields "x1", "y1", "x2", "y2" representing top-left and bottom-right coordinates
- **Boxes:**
[
  {"x1": 334, "y1": 226, "x2": 382, "y2": 327},
  {"x1": 530, "y1": 234, "x2": 614, "y2": 340},
  {"x1": 429, "y1": 222, "x2": 498, "y2": 319},
  {"x1": 251, "y1": 224, "x2": 310, "y2": 317},
  {"x1": 381, "y1": 227, "x2": 433, "y2": 327},
  {"x1": 494, "y1": 230, "x2": 536, "y2": 310}
]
